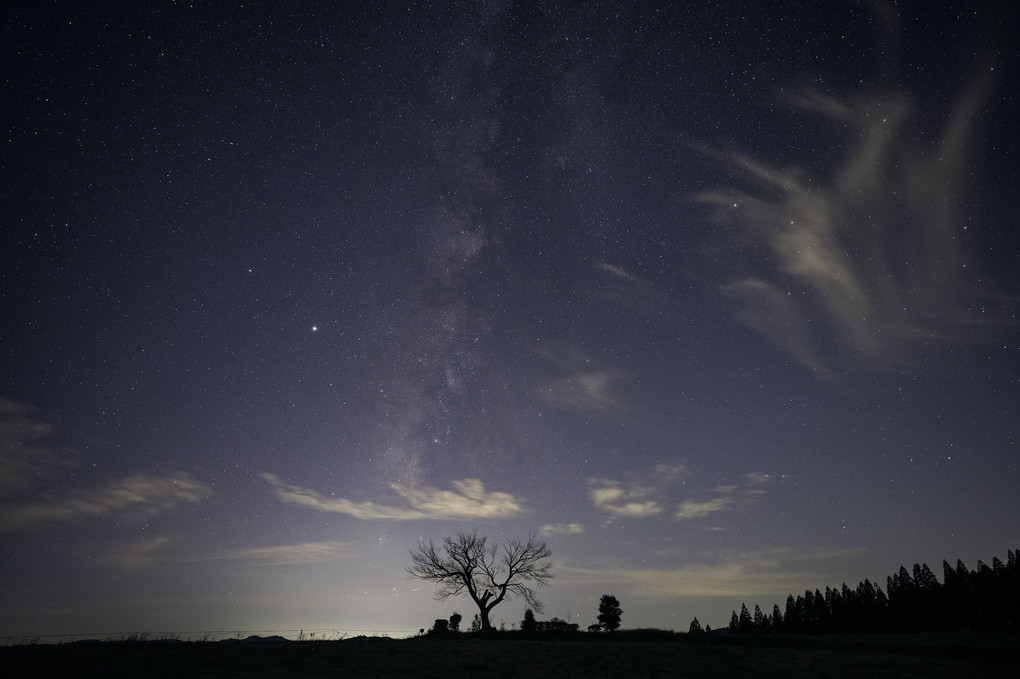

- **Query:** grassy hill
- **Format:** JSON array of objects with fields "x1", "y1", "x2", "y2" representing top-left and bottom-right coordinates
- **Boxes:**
[{"x1": 2, "y1": 630, "x2": 1018, "y2": 678}]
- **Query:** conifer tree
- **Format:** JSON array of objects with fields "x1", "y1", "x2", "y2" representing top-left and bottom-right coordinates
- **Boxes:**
[
  {"x1": 914, "y1": 563, "x2": 939, "y2": 591},
  {"x1": 738, "y1": 603, "x2": 754, "y2": 634},
  {"x1": 753, "y1": 605, "x2": 767, "y2": 633},
  {"x1": 771, "y1": 604, "x2": 784, "y2": 633},
  {"x1": 784, "y1": 594, "x2": 801, "y2": 633}
]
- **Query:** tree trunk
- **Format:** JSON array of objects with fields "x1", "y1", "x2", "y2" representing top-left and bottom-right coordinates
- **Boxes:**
[{"x1": 476, "y1": 589, "x2": 497, "y2": 631}]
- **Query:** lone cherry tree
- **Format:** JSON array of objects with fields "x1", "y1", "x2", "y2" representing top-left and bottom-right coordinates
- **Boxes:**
[{"x1": 408, "y1": 531, "x2": 553, "y2": 631}]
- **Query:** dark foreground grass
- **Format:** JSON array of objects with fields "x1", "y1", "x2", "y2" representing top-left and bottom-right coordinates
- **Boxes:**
[{"x1": 2, "y1": 631, "x2": 1018, "y2": 678}]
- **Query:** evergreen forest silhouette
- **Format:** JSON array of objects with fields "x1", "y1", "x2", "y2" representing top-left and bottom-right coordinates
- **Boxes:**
[{"x1": 721, "y1": 549, "x2": 1019, "y2": 635}]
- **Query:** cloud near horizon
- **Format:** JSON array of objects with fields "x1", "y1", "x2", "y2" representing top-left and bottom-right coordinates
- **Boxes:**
[
  {"x1": 559, "y1": 544, "x2": 868, "y2": 599},
  {"x1": 261, "y1": 474, "x2": 525, "y2": 520},
  {"x1": 0, "y1": 472, "x2": 210, "y2": 532}
]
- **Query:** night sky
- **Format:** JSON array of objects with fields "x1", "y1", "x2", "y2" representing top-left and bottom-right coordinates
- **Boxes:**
[{"x1": 2, "y1": 1, "x2": 1017, "y2": 638}]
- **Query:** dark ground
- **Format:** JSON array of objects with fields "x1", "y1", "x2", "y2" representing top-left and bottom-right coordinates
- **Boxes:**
[{"x1": 2, "y1": 631, "x2": 1018, "y2": 678}]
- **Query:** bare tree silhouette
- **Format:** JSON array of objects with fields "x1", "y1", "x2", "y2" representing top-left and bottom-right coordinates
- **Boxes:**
[{"x1": 408, "y1": 531, "x2": 553, "y2": 631}]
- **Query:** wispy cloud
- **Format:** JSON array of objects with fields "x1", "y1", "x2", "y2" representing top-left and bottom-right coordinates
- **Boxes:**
[
  {"x1": 261, "y1": 474, "x2": 525, "y2": 520},
  {"x1": 0, "y1": 398, "x2": 75, "y2": 498},
  {"x1": 540, "y1": 522, "x2": 585, "y2": 537},
  {"x1": 675, "y1": 471, "x2": 780, "y2": 521},
  {"x1": 0, "y1": 398, "x2": 211, "y2": 533},
  {"x1": 105, "y1": 538, "x2": 356, "y2": 571},
  {"x1": 653, "y1": 463, "x2": 693, "y2": 483},
  {"x1": 588, "y1": 480, "x2": 662, "y2": 518},
  {"x1": 597, "y1": 263, "x2": 638, "y2": 282},
  {"x1": 0, "y1": 472, "x2": 210, "y2": 532},
  {"x1": 104, "y1": 536, "x2": 173, "y2": 572},
  {"x1": 743, "y1": 471, "x2": 777, "y2": 486},
  {"x1": 694, "y1": 72, "x2": 1003, "y2": 373},
  {"x1": 611, "y1": 562, "x2": 810, "y2": 598},
  {"x1": 594, "y1": 262, "x2": 655, "y2": 309},
  {"x1": 675, "y1": 497, "x2": 738, "y2": 520},
  {"x1": 535, "y1": 348, "x2": 628, "y2": 415},
  {"x1": 202, "y1": 541, "x2": 355, "y2": 566},
  {"x1": 587, "y1": 462, "x2": 690, "y2": 520},
  {"x1": 587, "y1": 464, "x2": 780, "y2": 523},
  {"x1": 559, "y1": 545, "x2": 868, "y2": 599}
]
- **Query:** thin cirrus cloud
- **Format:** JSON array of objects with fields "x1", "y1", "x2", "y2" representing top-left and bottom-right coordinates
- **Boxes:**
[
  {"x1": 534, "y1": 347, "x2": 629, "y2": 415},
  {"x1": 103, "y1": 536, "x2": 174, "y2": 572},
  {"x1": 587, "y1": 480, "x2": 662, "y2": 519},
  {"x1": 563, "y1": 561, "x2": 806, "y2": 598},
  {"x1": 198, "y1": 540, "x2": 355, "y2": 567},
  {"x1": 694, "y1": 72, "x2": 1000, "y2": 374},
  {"x1": 675, "y1": 472, "x2": 780, "y2": 521},
  {"x1": 559, "y1": 545, "x2": 867, "y2": 599},
  {"x1": 0, "y1": 398, "x2": 210, "y2": 532},
  {"x1": 540, "y1": 522, "x2": 585, "y2": 537},
  {"x1": 675, "y1": 496, "x2": 738, "y2": 520},
  {"x1": 260, "y1": 473, "x2": 525, "y2": 520},
  {"x1": 0, "y1": 397, "x2": 75, "y2": 497},
  {"x1": 105, "y1": 538, "x2": 355, "y2": 572},
  {"x1": 594, "y1": 262, "x2": 654, "y2": 309},
  {"x1": 0, "y1": 472, "x2": 210, "y2": 532},
  {"x1": 588, "y1": 464, "x2": 779, "y2": 522},
  {"x1": 587, "y1": 462, "x2": 691, "y2": 520}
]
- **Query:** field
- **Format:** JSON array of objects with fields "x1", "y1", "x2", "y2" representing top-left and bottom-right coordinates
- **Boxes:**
[{"x1": 2, "y1": 631, "x2": 1018, "y2": 678}]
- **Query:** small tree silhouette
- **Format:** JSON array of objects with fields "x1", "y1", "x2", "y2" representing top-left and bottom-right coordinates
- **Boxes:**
[
  {"x1": 688, "y1": 617, "x2": 704, "y2": 633},
  {"x1": 597, "y1": 594, "x2": 622, "y2": 632},
  {"x1": 448, "y1": 612, "x2": 462, "y2": 632},
  {"x1": 521, "y1": 607, "x2": 537, "y2": 633}
]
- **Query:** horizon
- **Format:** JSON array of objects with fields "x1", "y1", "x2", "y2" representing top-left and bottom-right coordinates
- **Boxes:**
[
  {"x1": 3, "y1": 544, "x2": 1014, "y2": 644},
  {"x1": 2, "y1": 1, "x2": 1017, "y2": 641}
]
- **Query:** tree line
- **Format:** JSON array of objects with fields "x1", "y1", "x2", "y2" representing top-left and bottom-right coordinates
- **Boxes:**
[
  {"x1": 407, "y1": 532, "x2": 1017, "y2": 637},
  {"x1": 718, "y1": 549, "x2": 1020, "y2": 635}
]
